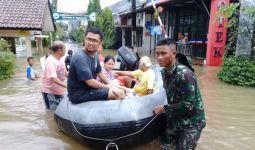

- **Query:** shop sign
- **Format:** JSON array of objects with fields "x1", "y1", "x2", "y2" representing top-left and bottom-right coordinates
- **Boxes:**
[
  {"x1": 17, "y1": 30, "x2": 29, "y2": 36},
  {"x1": 150, "y1": 26, "x2": 162, "y2": 35},
  {"x1": 213, "y1": 0, "x2": 227, "y2": 57}
]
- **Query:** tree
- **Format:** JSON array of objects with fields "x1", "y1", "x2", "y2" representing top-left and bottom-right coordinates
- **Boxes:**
[
  {"x1": 218, "y1": 2, "x2": 255, "y2": 58},
  {"x1": 52, "y1": 23, "x2": 65, "y2": 41},
  {"x1": 69, "y1": 27, "x2": 86, "y2": 44},
  {"x1": 235, "y1": 2, "x2": 255, "y2": 57},
  {"x1": 51, "y1": 0, "x2": 58, "y2": 13},
  {"x1": 87, "y1": 0, "x2": 101, "y2": 15},
  {"x1": 90, "y1": 8, "x2": 116, "y2": 48},
  {"x1": 217, "y1": 3, "x2": 240, "y2": 57},
  {"x1": 217, "y1": 2, "x2": 255, "y2": 87},
  {"x1": 87, "y1": 0, "x2": 102, "y2": 28}
]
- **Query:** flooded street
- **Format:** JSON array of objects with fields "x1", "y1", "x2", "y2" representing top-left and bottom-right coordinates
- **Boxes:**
[{"x1": 0, "y1": 44, "x2": 255, "y2": 150}]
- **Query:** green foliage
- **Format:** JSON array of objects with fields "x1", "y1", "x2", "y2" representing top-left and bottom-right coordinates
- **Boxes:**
[
  {"x1": 153, "y1": 11, "x2": 159, "y2": 19},
  {"x1": 31, "y1": 40, "x2": 36, "y2": 47},
  {"x1": 42, "y1": 37, "x2": 51, "y2": 47},
  {"x1": 0, "y1": 38, "x2": 11, "y2": 52},
  {"x1": 216, "y1": 3, "x2": 239, "y2": 21},
  {"x1": 0, "y1": 39, "x2": 16, "y2": 80},
  {"x1": 217, "y1": 3, "x2": 255, "y2": 87},
  {"x1": 218, "y1": 57, "x2": 255, "y2": 87},
  {"x1": 87, "y1": 0, "x2": 101, "y2": 15},
  {"x1": 69, "y1": 26, "x2": 86, "y2": 44},
  {"x1": 217, "y1": 2, "x2": 255, "y2": 57},
  {"x1": 216, "y1": 3, "x2": 240, "y2": 57},
  {"x1": 87, "y1": 0, "x2": 102, "y2": 28},
  {"x1": 89, "y1": 8, "x2": 116, "y2": 48},
  {"x1": 41, "y1": 32, "x2": 51, "y2": 47},
  {"x1": 52, "y1": 23, "x2": 66, "y2": 41}
]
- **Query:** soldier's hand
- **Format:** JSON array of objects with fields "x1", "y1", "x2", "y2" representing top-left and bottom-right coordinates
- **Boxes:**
[{"x1": 154, "y1": 105, "x2": 164, "y2": 115}]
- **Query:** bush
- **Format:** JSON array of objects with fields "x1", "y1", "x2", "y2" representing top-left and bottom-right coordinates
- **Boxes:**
[
  {"x1": 218, "y1": 57, "x2": 255, "y2": 87},
  {"x1": 0, "y1": 38, "x2": 16, "y2": 80},
  {"x1": 0, "y1": 38, "x2": 10, "y2": 52},
  {"x1": 0, "y1": 52, "x2": 16, "y2": 80}
]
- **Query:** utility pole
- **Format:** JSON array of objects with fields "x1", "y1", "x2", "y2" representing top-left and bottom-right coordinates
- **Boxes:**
[{"x1": 131, "y1": 0, "x2": 137, "y2": 46}]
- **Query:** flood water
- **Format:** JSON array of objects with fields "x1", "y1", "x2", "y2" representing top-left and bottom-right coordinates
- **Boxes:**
[{"x1": 0, "y1": 43, "x2": 255, "y2": 150}]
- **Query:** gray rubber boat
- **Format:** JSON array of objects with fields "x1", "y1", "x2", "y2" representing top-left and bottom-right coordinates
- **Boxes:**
[{"x1": 54, "y1": 66, "x2": 167, "y2": 148}]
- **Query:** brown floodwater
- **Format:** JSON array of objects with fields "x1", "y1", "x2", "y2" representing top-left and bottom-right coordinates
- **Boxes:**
[{"x1": 0, "y1": 44, "x2": 255, "y2": 150}]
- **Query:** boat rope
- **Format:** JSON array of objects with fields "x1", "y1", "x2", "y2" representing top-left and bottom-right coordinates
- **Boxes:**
[{"x1": 66, "y1": 100, "x2": 159, "y2": 147}]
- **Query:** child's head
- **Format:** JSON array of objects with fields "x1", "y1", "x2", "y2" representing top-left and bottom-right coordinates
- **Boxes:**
[
  {"x1": 68, "y1": 49, "x2": 73, "y2": 56},
  {"x1": 104, "y1": 55, "x2": 115, "y2": 71},
  {"x1": 27, "y1": 56, "x2": 35, "y2": 66}
]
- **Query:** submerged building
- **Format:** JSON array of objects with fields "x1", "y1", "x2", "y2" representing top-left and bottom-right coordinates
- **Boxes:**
[{"x1": 108, "y1": 0, "x2": 238, "y2": 66}]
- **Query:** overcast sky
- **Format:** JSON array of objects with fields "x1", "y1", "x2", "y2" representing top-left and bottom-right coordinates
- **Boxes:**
[{"x1": 57, "y1": 0, "x2": 121, "y2": 13}]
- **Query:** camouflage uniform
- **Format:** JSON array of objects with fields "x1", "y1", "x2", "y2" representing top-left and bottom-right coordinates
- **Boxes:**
[{"x1": 160, "y1": 62, "x2": 206, "y2": 150}]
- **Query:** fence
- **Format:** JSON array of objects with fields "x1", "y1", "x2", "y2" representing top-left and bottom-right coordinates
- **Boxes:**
[{"x1": 176, "y1": 42, "x2": 193, "y2": 57}]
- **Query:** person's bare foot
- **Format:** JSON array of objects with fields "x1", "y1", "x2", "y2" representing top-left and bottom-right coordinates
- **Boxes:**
[{"x1": 112, "y1": 88, "x2": 125, "y2": 100}]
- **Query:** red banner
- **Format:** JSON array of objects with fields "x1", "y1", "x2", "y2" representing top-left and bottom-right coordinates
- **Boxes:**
[{"x1": 206, "y1": 0, "x2": 230, "y2": 66}]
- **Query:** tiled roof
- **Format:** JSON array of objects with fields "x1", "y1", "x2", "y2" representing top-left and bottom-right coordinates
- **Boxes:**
[{"x1": 0, "y1": 0, "x2": 49, "y2": 30}]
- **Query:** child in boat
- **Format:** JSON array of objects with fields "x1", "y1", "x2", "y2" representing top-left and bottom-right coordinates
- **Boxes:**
[{"x1": 98, "y1": 55, "x2": 120, "y2": 87}]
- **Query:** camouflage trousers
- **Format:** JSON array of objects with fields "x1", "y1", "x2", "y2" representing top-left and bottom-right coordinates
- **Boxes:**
[{"x1": 160, "y1": 122, "x2": 205, "y2": 150}]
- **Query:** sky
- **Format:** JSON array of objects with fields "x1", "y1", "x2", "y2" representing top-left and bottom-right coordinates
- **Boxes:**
[{"x1": 57, "y1": 0, "x2": 121, "y2": 13}]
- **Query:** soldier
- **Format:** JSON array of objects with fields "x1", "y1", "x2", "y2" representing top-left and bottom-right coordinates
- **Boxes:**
[{"x1": 154, "y1": 38, "x2": 206, "y2": 150}]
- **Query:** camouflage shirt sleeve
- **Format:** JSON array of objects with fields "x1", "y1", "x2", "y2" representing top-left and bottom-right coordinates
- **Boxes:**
[{"x1": 163, "y1": 71, "x2": 197, "y2": 118}]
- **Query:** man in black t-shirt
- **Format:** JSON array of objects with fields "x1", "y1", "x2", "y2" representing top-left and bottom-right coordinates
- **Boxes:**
[{"x1": 67, "y1": 27, "x2": 124, "y2": 103}]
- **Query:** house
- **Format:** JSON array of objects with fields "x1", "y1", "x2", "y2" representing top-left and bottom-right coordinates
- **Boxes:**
[
  {"x1": 108, "y1": 0, "x2": 237, "y2": 66},
  {"x1": 108, "y1": 0, "x2": 144, "y2": 49},
  {"x1": 0, "y1": 0, "x2": 55, "y2": 56}
]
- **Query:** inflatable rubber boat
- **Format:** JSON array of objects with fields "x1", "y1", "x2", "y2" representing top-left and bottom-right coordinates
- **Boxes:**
[{"x1": 54, "y1": 65, "x2": 167, "y2": 148}]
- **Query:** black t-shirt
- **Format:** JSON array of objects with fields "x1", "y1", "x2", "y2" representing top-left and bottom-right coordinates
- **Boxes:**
[{"x1": 67, "y1": 49, "x2": 101, "y2": 100}]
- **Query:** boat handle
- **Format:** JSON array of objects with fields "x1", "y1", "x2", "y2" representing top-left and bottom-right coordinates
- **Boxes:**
[{"x1": 106, "y1": 142, "x2": 118, "y2": 150}]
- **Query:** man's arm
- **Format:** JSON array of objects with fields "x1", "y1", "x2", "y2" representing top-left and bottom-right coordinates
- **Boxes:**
[
  {"x1": 51, "y1": 77, "x2": 67, "y2": 88},
  {"x1": 85, "y1": 79, "x2": 110, "y2": 89},
  {"x1": 154, "y1": 72, "x2": 197, "y2": 116},
  {"x1": 114, "y1": 70, "x2": 132, "y2": 77},
  {"x1": 97, "y1": 71, "x2": 110, "y2": 84}
]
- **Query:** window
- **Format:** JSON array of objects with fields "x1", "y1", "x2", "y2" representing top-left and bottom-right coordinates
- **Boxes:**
[{"x1": 136, "y1": 28, "x2": 143, "y2": 47}]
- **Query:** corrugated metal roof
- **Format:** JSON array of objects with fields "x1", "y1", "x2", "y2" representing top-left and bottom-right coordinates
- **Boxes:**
[{"x1": 107, "y1": 0, "x2": 144, "y2": 15}]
